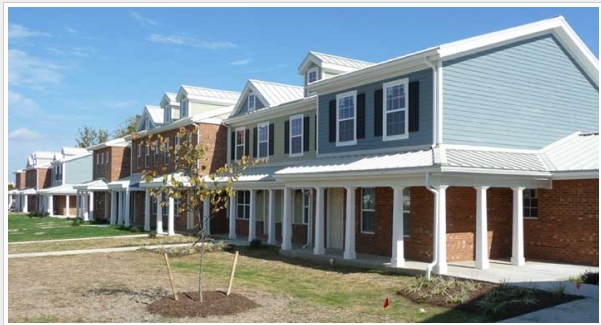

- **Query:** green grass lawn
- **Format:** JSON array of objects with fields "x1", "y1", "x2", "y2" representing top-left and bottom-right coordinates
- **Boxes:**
[{"x1": 8, "y1": 214, "x2": 138, "y2": 242}]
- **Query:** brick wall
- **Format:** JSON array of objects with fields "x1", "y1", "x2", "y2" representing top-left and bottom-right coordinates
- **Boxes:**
[
  {"x1": 16, "y1": 172, "x2": 26, "y2": 189},
  {"x1": 25, "y1": 169, "x2": 36, "y2": 189},
  {"x1": 525, "y1": 179, "x2": 598, "y2": 266},
  {"x1": 37, "y1": 168, "x2": 51, "y2": 189},
  {"x1": 93, "y1": 147, "x2": 131, "y2": 182}
]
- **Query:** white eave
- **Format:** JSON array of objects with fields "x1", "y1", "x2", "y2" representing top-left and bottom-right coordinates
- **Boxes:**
[
  {"x1": 87, "y1": 137, "x2": 130, "y2": 151},
  {"x1": 225, "y1": 95, "x2": 316, "y2": 126},
  {"x1": 160, "y1": 92, "x2": 179, "y2": 108},
  {"x1": 51, "y1": 152, "x2": 92, "y2": 165},
  {"x1": 176, "y1": 85, "x2": 240, "y2": 105}
]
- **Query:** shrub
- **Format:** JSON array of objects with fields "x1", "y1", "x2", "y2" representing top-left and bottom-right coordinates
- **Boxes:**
[
  {"x1": 249, "y1": 238, "x2": 262, "y2": 249},
  {"x1": 580, "y1": 270, "x2": 599, "y2": 285},
  {"x1": 476, "y1": 284, "x2": 538, "y2": 316},
  {"x1": 130, "y1": 226, "x2": 140, "y2": 233},
  {"x1": 148, "y1": 231, "x2": 157, "y2": 239},
  {"x1": 71, "y1": 218, "x2": 84, "y2": 227}
]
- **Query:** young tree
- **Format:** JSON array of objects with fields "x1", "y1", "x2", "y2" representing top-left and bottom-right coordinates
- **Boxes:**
[
  {"x1": 113, "y1": 114, "x2": 141, "y2": 138},
  {"x1": 75, "y1": 125, "x2": 109, "y2": 148},
  {"x1": 140, "y1": 126, "x2": 260, "y2": 302}
]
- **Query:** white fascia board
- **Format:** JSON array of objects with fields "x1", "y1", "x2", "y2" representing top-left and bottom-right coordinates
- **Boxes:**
[
  {"x1": 551, "y1": 170, "x2": 599, "y2": 180},
  {"x1": 274, "y1": 166, "x2": 438, "y2": 180},
  {"x1": 225, "y1": 97, "x2": 316, "y2": 126},
  {"x1": 297, "y1": 53, "x2": 322, "y2": 74},
  {"x1": 229, "y1": 82, "x2": 255, "y2": 117},
  {"x1": 137, "y1": 117, "x2": 194, "y2": 137},
  {"x1": 440, "y1": 143, "x2": 541, "y2": 154},
  {"x1": 440, "y1": 166, "x2": 551, "y2": 177},
  {"x1": 187, "y1": 95, "x2": 238, "y2": 106}
]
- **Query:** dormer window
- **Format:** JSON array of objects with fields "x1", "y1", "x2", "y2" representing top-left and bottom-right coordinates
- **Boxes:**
[
  {"x1": 307, "y1": 67, "x2": 319, "y2": 84},
  {"x1": 180, "y1": 99, "x2": 189, "y2": 118},
  {"x1": 164, "y1": 106, "x2": 172, "y2": 123},
  {"x1": 248, "y1": 93, "x2": 256, "y2": 112}
]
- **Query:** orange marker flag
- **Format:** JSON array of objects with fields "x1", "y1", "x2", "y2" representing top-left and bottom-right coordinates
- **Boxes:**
[{"x1": 383, "y1": 297, "x2": 390, "y2": 308}]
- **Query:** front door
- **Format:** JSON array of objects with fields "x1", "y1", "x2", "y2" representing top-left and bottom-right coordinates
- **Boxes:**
[{"x1": 328, "y1": 188, "x2": 344, "y2": 249}]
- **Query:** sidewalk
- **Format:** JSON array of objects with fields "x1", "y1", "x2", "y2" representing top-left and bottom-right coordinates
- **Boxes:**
[
  {"x1": 8, "y1": 233, "x2": 153, "y2": 245},
  {"x1": 7, "y1": 243, "x2": 196, "y2": 259}
]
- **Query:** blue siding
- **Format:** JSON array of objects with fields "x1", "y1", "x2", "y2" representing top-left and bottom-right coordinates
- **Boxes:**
[
  {"x1": 318, "y1": 68, "x2": 433, "y2": 155},
  {"x1": 443, "y1": 34, "x2": 599, "y2": 149},
  {"x1": 65, "y1": 155, "x2": 93, "y2": 184},
  {"x1": 234, "y1": 93, "x2": 266, "y2": 117}
]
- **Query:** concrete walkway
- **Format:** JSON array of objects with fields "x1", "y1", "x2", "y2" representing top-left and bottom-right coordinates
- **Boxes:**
[
  {"x1": 7, "y1": 243, "x2": 196, "y2": 259},
  {"x1": 8, "y1": 234, "x2": 154, "y2": 245}
]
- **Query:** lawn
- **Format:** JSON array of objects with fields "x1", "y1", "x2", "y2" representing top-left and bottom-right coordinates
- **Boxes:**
[{"x1": 8, "y1": 214, "x2": 138, "y2": 242}]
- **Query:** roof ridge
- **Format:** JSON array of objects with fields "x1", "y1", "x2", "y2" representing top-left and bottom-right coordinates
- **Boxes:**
[
  {"x1": 181, "y1": 84, "x2": 241, "y2": 94},
  {"x1": 309, "y1": 50, "x2": 375, "y2": 64},
  {"x1": 248, "y1": 79, "x2": 304, "y2": 89}
]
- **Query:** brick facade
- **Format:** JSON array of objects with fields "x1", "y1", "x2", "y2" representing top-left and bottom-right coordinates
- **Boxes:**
[
  {"x1": 53, "y1": 195, "x2": 77, "y2": 216},
  {"x1": 37, "y1": 168, "x2": 51, "y2": 190},
  {"x1": 93, "y1": 147, "x2": 131, "y2": 182},
  {"x1": 15, "y1": 172, "x2": 26, "y2": 189}
]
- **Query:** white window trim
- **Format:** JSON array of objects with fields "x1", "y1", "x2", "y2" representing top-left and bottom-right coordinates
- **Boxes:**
[
  {"x1": 302, "y1": 191, "x2": 311, "y2": 225},
  {"x1": 164, "y1": 106, "x2": 172, "y2": 123},
  {"x1": 383, "y1": 78, "x2": 410, "y2": 142},
  {"x1": 235, "y1": 127, "x2": 246, "y2": 161},
  {"x1": 257, "y1": 122, "x2": 270, "y2": 160},
  {"x1": 289, "y1": 114, "x2": 304, "y2": 157},
  {"x1": 248, "y1": 93, "x2": 256, "y2": 112},
  {"x1": 307, "y1": 67, "x2": 319, "y2": 84},
  {"x1": 336, "y1": 90, "x2": 357, "y2": 147},
  {"x1": 180, "y1": 100, "x2": 189, "y2": 118},
  {"x1": 361, "y1": 188, "x2": 375, "y2": 234},
  {"x1": 136, "y1": 144, "x2": 141, "y2": 168},
  {"x1": 236, "y1": 190, "x2": 250, "y2": 220}
]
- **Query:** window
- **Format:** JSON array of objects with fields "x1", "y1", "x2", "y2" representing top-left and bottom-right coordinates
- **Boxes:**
[
  {"x1": 174, "y1": 134, "x2": 181, "y2": 162},
  {"x1": 153, "y1": 143, "x2": 159, "y2": 167},
  {"x1": 307, "y1": 67, "x2": 319, "y2": 84},
  {"x1": 336, "y1": 91, "x2": 357, "y2": 146},
  {"x1": 303, "y1": 191, "x2": 311, "y2": 224},
  {"x1": 257, "y1": 122, "x2": 269, "y2": 159},
  {"x1": 151, "y1": 197, "x2": 157, "y2": 215},
  {"x1": 187, "y1": 130, "x2": 193, "y2": 144},
  {"x1": 235, "y1": 128, "x2": 245, "y2": 160},
  {"x1": 104, "y1": 152, "x2": 109, "y2": 172},
  {"x1": 523, "y1": 189, "x2": 538, "y2": 219},
  {"x1": 144, "y1": 145, "x2": 149, "y2": 167},
  {"x1": 163, "y1": 139, "x2": 170, "y2": 165},
  {"x1": 403, "y1": 188, "x2": 411, "y2": 237},
  {"x1": 174, "y1": 198, "x2": 180, "y2": 217},
  {"x1": 383, "y1": 78, "x2": 409, "y2": 141},
  {"x1": 136, "y1": 144, "x2": 141, "y2": 168},
  {"x1": 180, "y1": 99, "x2": 189, "y2": 118},
  {"x1": 361, "y1": 188, "x2": 375, "y2": 233},
  {"x1": 290, "y1": 115, "x2": 303, "y2": 156},
  {"x1": 164, "y1": 106, "x2": 172, "y2": 123},
  {"x1": 236, "y1": 190, "x2": 250, "y2": 219},
  {"x1": 162, "y1": 193, "x2": 168, "y2": 216},
  {"x1": 248, "y1": 93, "x2": 256, "y2": 112},
  {"x1": 100, "y1": 152, "x2": 104, "y2": 165}
]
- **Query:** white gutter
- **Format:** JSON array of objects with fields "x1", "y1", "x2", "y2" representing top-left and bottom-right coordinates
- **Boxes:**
[
  {"x1": 424, "y1": 172, "x2": 438, "y2": 280},
  {"x1": 424, "y1": 59, "x2": 437, "y2": 147}
]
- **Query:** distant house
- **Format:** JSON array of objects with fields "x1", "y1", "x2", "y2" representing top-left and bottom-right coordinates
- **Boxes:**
[{"x1": 13, "y1": 151, "x2": 59, "y2": 214}]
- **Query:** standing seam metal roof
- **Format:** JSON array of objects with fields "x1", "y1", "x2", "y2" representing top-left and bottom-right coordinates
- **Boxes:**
[{"x1": 249, "y1": 80, "x2": 304, "y2": 107}]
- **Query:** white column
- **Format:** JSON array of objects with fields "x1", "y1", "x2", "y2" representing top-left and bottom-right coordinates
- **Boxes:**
[
  {"x1": 248, "y1": 190, "x2": 257, "y2": 242},
  {"x1": 475, "y1": 186, "x2": 490, "y2": 270},
  {"x1": 65, "y1": 195, "x2": 70, "y2": 217},
  {"x1": 229, "y1": 194, "x2": 236, "y2": 239},
  {"x1": 167, "y1": 195, "x2": 175, "y2": 235},
  {"x1": 344, "y1": 187, "x2": 356, "y2": 260},
  {"x1": 144, "y1": 189, "x2": 151, "y2": 231},
  {"x1": 281, "y1": 188, "x2": 292, "y2": 250},
  {"x1": 47, "y1": 195, "x2": 54, "y2": 216},
  {"x1": 391, "y1": 186, "x2": 405, "y2": 267},
  {"x1": 88, "y1": 191, "x2": 94, "y2": 221},
  {"x1": 124, "y1": 190, "x2": 131, "y2": 227},
  {"x1": 110, "y1": 191, "x2": 117, "y2": 225},
  {"x1": 434, "y1": 185, "x2": 448, "y2": 274},
  {"x1": 203, "y1": 197, "x2": 211, "y2": 235},
  {"x1": 267, "y1": 189, "x2": 276, "y2": 245},
  {"x1": 117, "y1": 192, "x2": 123, "y2": 225},
  {"x1": 22, "y1": 195, "x2": 28, "y2": 213},
  {"x1": 511, "y1": 187, "x2": 526, "y2": 266},
  {"x1": 75, "y1": 192, "x2": 81, "y2": 218},
  {"x1": 156, "y1": 194, "x2": 164, "y2": 234},
  {"x1": 314, "y1": 187, "x2": 325, "y2": 255},
  {"x1": 82, "y1": 191, "x2": 89, "y2": 221}
]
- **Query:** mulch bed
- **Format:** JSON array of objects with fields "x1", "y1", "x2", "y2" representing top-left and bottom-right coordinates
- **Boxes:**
[
  {"x1": 397, "y1": 280, "x2": 582, "y2": 321},
  {"x1": 148, "y1": 291, "x2": 259, "y2": 318}
]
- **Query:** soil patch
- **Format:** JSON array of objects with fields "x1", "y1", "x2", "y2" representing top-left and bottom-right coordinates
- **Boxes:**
[{"x1": 148, "y1": 291, "x2": 259, "y2": 318}]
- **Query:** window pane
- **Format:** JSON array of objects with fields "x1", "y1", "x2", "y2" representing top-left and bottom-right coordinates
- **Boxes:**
[
  {"x1": 236, "y1": 130, "x2": 245, "y2": 145},
  {"x1": 259, "y1": 142, "x2": 268, "y2": 158},
  {"x1": 236, "y1": 146, "x2": 244, "y2": 159},
  {"x1": 362, "y1": 211, "x2": 375, "y2": 232},
  {"x1": 403, "y1": 212, "x2": 411, "y2": 236},
  {"x1": 259, "y1": 125, "x2": 269, "y2": 141},
  {"x1": 362, "y1": 188, "x2": 375, "y2": 210},
  {"x1": 339, "y1": 119, "x2": 354, "y2": 142},
  {"x1": 386, "y1": 111, "x2": 405, "y2": 136},
  {"x1": 530, "y1": 208, "x2": 538, "y2": 218},
  {"x1": 291, "y1": 137, "x2": 302, "y2": 154}
]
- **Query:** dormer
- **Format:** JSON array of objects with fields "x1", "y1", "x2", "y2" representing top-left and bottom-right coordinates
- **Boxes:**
[
  {"x1": 175, "y1": 85, "x2": 240, "y2": 119},
  {"x1": 136, "y1": 105, "x2": 164, "y2": 132},
  {"x1": 160, "y1": 92, "x2": 179, "y2": 124},
  {"x1": 297, "y1": 51, "x2": 374, "y2": 96},
  {"x1": 229, "y1": 79, "x2": 304, "y2": 118}
]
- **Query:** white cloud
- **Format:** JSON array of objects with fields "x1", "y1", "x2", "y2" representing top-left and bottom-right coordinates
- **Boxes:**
[
  {"x1": 8, "y1": 49, "x2": 63, "y2": 90},
  {"x1": 101, "y1": 100, "x2": 137, "y2": 108},
  {"x1": 8, "y1": 90, "x2": 44, "y2": 117},
  {"x1": 8, "y1": 23, "x2": 50, "y2": 39},
  {"x1": 148, "y1": 33, "x2": 237, "y2": 49},
  {"x1": 8, "y1": 128, "x2": 45, "y2": 141},
  {"x1": 65, "y1": 27, "x2": 78, "y2": 34},
  {"x1": 230, "y1": 58, "x2": 252, "y2": 66},
  {"x1": 130, "y1": 11, "x2": 159, "y2": 28}
]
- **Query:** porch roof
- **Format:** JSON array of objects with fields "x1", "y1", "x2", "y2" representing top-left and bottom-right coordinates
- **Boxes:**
[
  {"x1": 19, "y1": 188, "x2": 37, "y2": 195},
  {"x1": 73, "y1": 179, "x2": 110, "y2": 191},
  {"x1": 108, "y1": 174, "x2": 143, "y2": 189},
  {"x1": 542, "y1": 132, "x2": 599, "y2": 172},
  {"x1": 8, "y1": 189, "x2": 20, "y2": 194},
  {"x1": 442, "y1": 148, "x2": 548, "y2": 172},
  {"x1": 36, "y1": 184, "x2": 77, "y2": 195}
]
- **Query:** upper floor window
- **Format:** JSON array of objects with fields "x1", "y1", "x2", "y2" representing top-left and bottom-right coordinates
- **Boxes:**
[
  {"x1": 248, "y1": 93, "x2": 256, "y2": 112},
  {"x1": 180, "y1": 100, "x2": 189, "y2": 118},
  {"x1": 136, "y1": 144, "x2": 142, "y2": 168},
  {"x1": 383, "y1": 78, "x2": 409, "y2": 141},
  {"x1": 164, "y1": 106, "x2": 172, "y2": 123},
  {"x1": 336, "y1": 91, "x2": 357, "y2": 146},
  {"x1": 163, "y1": 139, "x2": 170, "y2": 165},
  {"x1": 105, "y1": 152, "x2": 109, "y2": 172},
  {"x1": 257, "y1": 122, "x2": 269, "y2": 159},
  {"x1": 235, "y1": 128, "x2": 246, "y2": 160},
  {"x1": 154, "y1": 143, "x2": 159, "y2": 167},
  {"x1": 307, "y1": 67, "x2": 319, "y2": 84},
  {"x1": 290, "y1": 114, "x2": 304, "y2": 157},
  {"x1": 523, "y1": 189, "x2": 538, "y2": 219}
]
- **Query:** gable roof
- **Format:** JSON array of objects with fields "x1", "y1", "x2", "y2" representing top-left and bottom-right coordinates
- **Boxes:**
[
  {"x1": 176, "y1": 85, "x2": 240, "y2": 104},
  {"x1": 308, "y1": 16, "x2": 599, "y2": 94},
  {"x1": 298, "y1": 51, "x2": 375, "y2": 74},
  {"x1": 61, "y1": 147, "x2": 89, "y2": 157},
  {"x1": 160, "y1": 92, "x2": 179, "y2": 108},
  {"x1": 86, "y1": 137, "x2": 129, "y2": 151},
  {"x1": 136, "y1": 105, "x2": 163, "y2": 132},
  {"x1": 542, "y1": 132, "x2": 599, "y2": 172},
  {"x1": 231, "y1": 79, "x2": 304, "y2": 117}
]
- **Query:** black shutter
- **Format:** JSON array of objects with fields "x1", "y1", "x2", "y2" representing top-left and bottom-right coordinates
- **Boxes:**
[
  {"x1": 244, "y1": 129, "x2": 249, "y2": 156},
  {"x1": 374, "y1": 89, "x2": 383, "y2": 137},
  {"x1": 252, "y1": 127, "x2": 257, "y2": 158},
  {"x1": 356, "y1": 93, "x2": 365, "y2": 139},
  {"x1": 230, "y1": 131, "x2": 235, "y2": 160},
  {"x1": 314, "y1": 114, "x2": 317, "y2": 150},
  {"x1": 409, "y1": 81, "x2": 420, "y2": 132},
  {"x1": 269, "y1": 123, "x2": 274, "y2": 156},
  {"x1": 284, "y1": 121, "x2": 290, "y2": 154},
  {"x1": 303, "y1": 116, "x2": 310, "y2": 152},
  {"x1": 328, "y1": 100, "x2": 336, "y2": 142}
]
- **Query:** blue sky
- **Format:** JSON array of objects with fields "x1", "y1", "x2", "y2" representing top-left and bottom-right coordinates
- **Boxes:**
[{"x1": 6, "y1": 7, "x2": 599, "y2": 181}]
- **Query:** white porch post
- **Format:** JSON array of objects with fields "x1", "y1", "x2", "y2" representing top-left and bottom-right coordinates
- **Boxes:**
[
  {"x1": 475, "y1": 186, "x2": 490, "y2": 270},
  {"x1": 281, "y1": 188, "x2": 292, "y2": 250},
  {"x1": 110, "y1": 191, "x2": 117, "y2": 225},
  {"x1": 22, "y1": 194, "x2": 28, "y2": 213},
  {"x1": 203, "y1": 197, "x2": 211, "y2": 235},
  {"x1": 167, "y1": 196, "x2": 175, "y2": 235},
  {"x1": 82, "y1": 191, "x2": 89, "y2": 221},
  {"x1": 75, "y1": 191, "x2": 80, "y2": 217},
  {"x1": 156, "y1": 194, "x2": 164, "y2": 234},
  {"x1": 88, "y1": 191, "x2": 94, "y2": 221},
  {"x1": 434, "y1": 185, "x2": 448, "y2": 275},
  {"x1": 511, "y1": 187, "x2": 526, "y2": 266},
  {"x1": 124, "y1": 190, "x2": 131, "y2": 227},
  {"x1": 267, "y1": 189, "x2": 276, "y2": 245},
  {"x1": 65, "y1": 195, "x2": 70, "y2": 217},
  {"x1": 47, "y1": 195, "x2": 54, "y2": 216},
  {"x1": 391, "y1": 186, "x2": 405, "y2": 267},
  {"x1": 344, "y1": 186, "x2": 356, "y2": 260},
  {"x1": 229, "y1": 194, "x2": 236, "y2": 239},
  {"x1": 248, "y1": 190, "x2": 257, "y2": 242},
  {"x1": 144, "y1": 189, "x2": 151, "y2": 231},
  {"x1": 314, "y1": 187, "x2": 325, "y2": 255}
]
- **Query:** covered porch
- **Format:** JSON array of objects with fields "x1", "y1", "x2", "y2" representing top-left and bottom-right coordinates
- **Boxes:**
[{"x1": 36, "y1": 184, "x2": 78, "y2": 217}]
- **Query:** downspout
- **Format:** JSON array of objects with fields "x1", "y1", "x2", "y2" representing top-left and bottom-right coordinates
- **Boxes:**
[
  {"x1": 424, "y1": 58, "x2": 437, "y2": 148},
  {"x1": 302, "y1": 188, "x2": 313, "y2": 249},
  {"x1": 425, "y1": 172, "x2": 438, "y2": 280}
]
